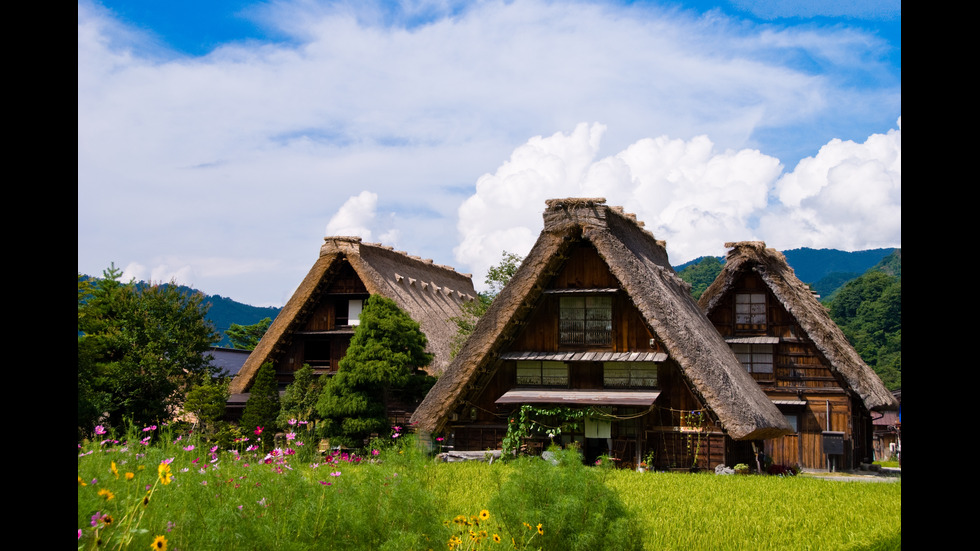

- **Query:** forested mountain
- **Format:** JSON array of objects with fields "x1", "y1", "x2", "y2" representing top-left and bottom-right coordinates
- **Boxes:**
[
  {"x1": 824, "y1": 251, "x2": 901, "y2": 389},
  {"x1": 78, "y1": 274, "x2": 281, "y2": 348}
]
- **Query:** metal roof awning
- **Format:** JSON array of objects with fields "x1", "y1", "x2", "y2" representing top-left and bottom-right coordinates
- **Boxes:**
[
  {"x1": 495, "y1": 389, "x2": 660, "y2": 406},
  {"x1": 725, "y1": 336, "x2": 780, "y2": 344},
  {"x1": 500, "y1": 351, "x2": 667, "y2": 362},
  {"x1": 772, "y1": 399, "x2": 807, "y2": 407}
]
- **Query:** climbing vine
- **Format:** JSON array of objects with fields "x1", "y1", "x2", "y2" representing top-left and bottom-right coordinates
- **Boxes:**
[
  {"x1": 501, "y1": 404, "x2": 589, "y2": 457},
  {"x1": 683, "y1": 410, "x2": 707, "y2": 469}
]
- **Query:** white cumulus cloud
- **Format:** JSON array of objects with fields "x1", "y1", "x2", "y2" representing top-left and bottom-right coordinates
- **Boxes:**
[
  {"x1": 456, "y1": 117, "x2": 900, "y2": 290},
  {"x1": 325, "y1": 191, "x2": 379, "y2": 240}
]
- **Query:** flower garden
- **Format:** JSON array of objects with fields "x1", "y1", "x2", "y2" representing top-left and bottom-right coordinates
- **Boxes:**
[{"x1": 78, "y1": 423, "x2": 900, "y2": 550}]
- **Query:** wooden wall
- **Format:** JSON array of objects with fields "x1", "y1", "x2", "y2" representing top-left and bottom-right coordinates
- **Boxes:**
[{"x1": 706, "y1": 271, "x2": 871, "y2": 469}]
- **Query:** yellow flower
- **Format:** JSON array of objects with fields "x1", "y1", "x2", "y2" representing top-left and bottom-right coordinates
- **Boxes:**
[
  {"x1": 158, "y1": 462, "x2": 173, "y2": 485},
  {"x1": 101, "y1": 514, "x2": 114, "y2": 526},
  {"x1": 126, "y1": 472, "x2": 135, "y2": 480},
  {"x1": 523, "y1": 522, "x2": 532, "y2": 531},
  {"x1": 111, "y1": 461, "x2": 119, "y2": 479},
  {"x1": 78, "y1": 476, "x2": 87, "y2": 486},
  {"x1": 479, "y1": 509, "x2": 490, "y2": 521},
  {"x1": 492, "y1": 534, "x2": 501, "y2": 543},
  {"x1": 98, "y1": 488, "x2": 115, "y2": 501},
  {"x1": 536, "y1": 523, "x2": 544, "y2": 536},
  {"x1": 151, "y1": 535, "x2": 168, "y2": 550}
]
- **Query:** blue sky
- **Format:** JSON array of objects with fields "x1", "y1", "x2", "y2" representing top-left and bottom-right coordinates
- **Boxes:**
[{"x1": 78, "y1": 0, "x2": 901, "y2": 307}]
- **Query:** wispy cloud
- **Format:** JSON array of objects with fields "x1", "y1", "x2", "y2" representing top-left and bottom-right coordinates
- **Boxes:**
[{"x1": 78, "y1": 0, "x2": 900, "y2": 305}]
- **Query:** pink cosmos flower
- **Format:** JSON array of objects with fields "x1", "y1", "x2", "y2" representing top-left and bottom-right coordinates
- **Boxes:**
[
  {"x1": 330, "y1": 471, "x2": 342, "y2": 477},
  {"x1": 288, "y1": 419, "x2": 297, "y2": 426},
  {"x1": 183, "y1": 445, "x2": 195, "y2": 451},
  {"x1": 254, "y1": 426, "x2": 264, "y2": 436},
  {"x1": 286, "y1": 432, "x2": 296, "y2": 441},
  {"x1": 94, "y1": 425, "x2": 106, "y2": 435},
  {"x1": 142, "y1": 425, "x2": 157, "y2": 432}
]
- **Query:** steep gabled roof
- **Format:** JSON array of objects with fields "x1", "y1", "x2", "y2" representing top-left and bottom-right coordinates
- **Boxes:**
[
  {"x1": 411, "y1": 199, "x2": 791, "y2": 440},
  {"x1": 698, "y1": 241, "x2": 897, "y2": 411},
  {"x1": 229, "y1": 237, "x2": 476, "y2": 394}
]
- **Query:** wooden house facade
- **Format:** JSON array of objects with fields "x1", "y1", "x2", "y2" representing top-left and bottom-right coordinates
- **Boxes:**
[
  {"x1": 228, "y1": 236, "x2": 477, "y2": 420},
  {"x1": 698, "y1": 242, "x2": 898, "y2": 470},
  {"x1": 411, "y1": 199, "x2": 791, "y2": 469}
]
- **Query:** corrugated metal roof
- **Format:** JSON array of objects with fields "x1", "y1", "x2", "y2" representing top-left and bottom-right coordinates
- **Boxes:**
[
  {"x1": 495, "y1": 389, "x2": 660, "y2": 406},
  {"x1": 772, "y1": 399, "x2": 806, "y2": 407},
  {"x1": 500, "y1": 351, "x2": 667, "y2": 362},
  {"x1": 725, "y1": 336, "x2": 780, "y2": 344}
]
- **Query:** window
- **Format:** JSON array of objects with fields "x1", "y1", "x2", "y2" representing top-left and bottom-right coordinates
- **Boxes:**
[
  {"x1": 603, "y1": 362, "x2": 658, "y2": 388},
  {"x1": 516, "y1": 361, "x2": 568, "y2": 386},
  {"x1": 335, "y1": 298, "x2": 364, "y2": 326},
  {"x1": 559, "y1": 296, "x2": 612, "y2": 346},
  {"x1": 735, "y1": 292, "x2": 766, "y2": 329},
  {"x1": 783, "y1": 413, "x2": 799, "y2": 433},
  {"x1": 303, "y1": 338, "x2": 332, "y2": 372},
  {"x1": 732, "y1": 344, "x2": 773, "y2": 374}
]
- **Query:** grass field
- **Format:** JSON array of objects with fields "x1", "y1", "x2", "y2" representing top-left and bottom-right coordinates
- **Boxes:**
[{"x1": 78, "y1": 425, "x2": 900, "y2": 550}]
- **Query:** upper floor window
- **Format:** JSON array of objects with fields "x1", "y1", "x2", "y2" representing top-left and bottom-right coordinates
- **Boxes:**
[
  {"x1": 735, "y1": 292, "x2": 766, "y2": 330},
  {"x1": 559, "y1": 295, "x2": 612, "y2": 346},
  {"x1": 603, "y1": 362, "x2": 658, "y2": 388},
  {"x1": 732, "y1": 343, "x2": 773, "y2": 374},
  {"x1": 516, "y1": 360, "x2": 568, "y2": 386},
  {"x1": 335, "y1": 299, "x2": 364, "y2": 326}
]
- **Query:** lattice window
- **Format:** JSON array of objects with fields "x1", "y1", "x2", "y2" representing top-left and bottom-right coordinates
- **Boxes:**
[
  {"x1": 735, "y1": 292, "x2": 767, "y2": 330},
  {"x1": 603, "y1": 362, "x2": 658, "y2": 388},
  {"x1": 516, "y1": 361, "x2": 568, "y2": 386},
  {"x1": 732, "y1": 343, "x2": 774, "y2": 374},
  {"x1": 559, "y1": 296, "x2": 612, "y2": 345}
]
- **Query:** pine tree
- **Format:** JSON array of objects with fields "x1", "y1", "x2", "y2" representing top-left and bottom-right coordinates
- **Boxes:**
[
  {"x1": 240, "y1": 362, "x2": 280, "y2": 450},
  {"x1": 277, "y1": 363, "x2": 323, "y2": 430},
  {"x1": 316, "y1": 295, "x2": 434, "y2": 448}
]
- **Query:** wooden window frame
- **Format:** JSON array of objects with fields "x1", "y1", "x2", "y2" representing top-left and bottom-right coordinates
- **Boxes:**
[
  {"x1": 732, "y1": 343, "x2": 774, "y2": 374},
  {"x1": 559, "y1": 295, "x2": 613, "y2": 347},
  {"x1": 602, "y1": 362, "x2": 658, "y2": 389},
  {"x1": 516, "y1": 360, "x2": 569, "y2": 387},
  {"x1": 734, "y1": 292, "x2": 767, "y2": 332}
]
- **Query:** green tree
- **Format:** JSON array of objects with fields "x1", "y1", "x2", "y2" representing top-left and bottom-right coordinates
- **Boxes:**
[
  {"x1": 827, "y1": 270, "x2": 902, "y2": 390},
  {"x1": 450, "y1": 250, "x2": 523, "y2": 357},
  {"x1": 225, "y1": 317, "x2": 272, "y2": 350},
  {"x1": 316, "y1": 295, "x2": 434, "y2": 448},
  {"x1": 77, "y1": 265, "x2": 220, "y2": 437},
  {"x1": 183, "y1": 378, "x2": 231, "y2": 438},
  {"x1": 277, "y1": 363, "x2": 324, "y2": 430},
  {"x1": 240, "y1": 362, "x2": 281, "y2": 450}
]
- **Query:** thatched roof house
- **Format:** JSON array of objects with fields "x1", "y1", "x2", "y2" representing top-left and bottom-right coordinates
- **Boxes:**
[
  {"x1": 412, "y1": 199, "x2": 790, "y2": 467},
  {"x1": 699, "y1": 241, "x2": 896, "y2": 411},
  {"x1": 698, "y1": 241, "x2": 896, "y2": 468},
  {"x1": 229, "y1": 236, "x2": 476, "y2": 395}
]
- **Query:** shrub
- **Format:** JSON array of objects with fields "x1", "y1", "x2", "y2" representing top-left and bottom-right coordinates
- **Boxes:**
[{"x1": 489, "y1": 445, "x2": 642, "y2": 551}]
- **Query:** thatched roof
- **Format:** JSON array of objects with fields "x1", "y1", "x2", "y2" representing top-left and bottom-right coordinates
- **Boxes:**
[
  {"x1": 229, "y1": 237, "x2": 476, "y2": 394},
  {"x1": 411, "y1": 198, "x2": 791, "y2": 440},
  {"x1": 698, "y1": 241, "x2": 897, "y2": 411}
]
